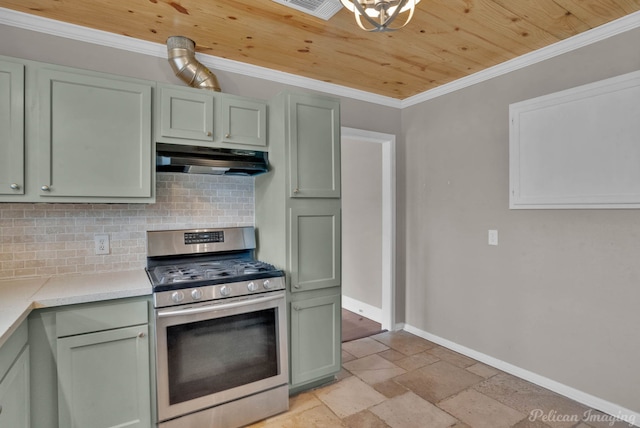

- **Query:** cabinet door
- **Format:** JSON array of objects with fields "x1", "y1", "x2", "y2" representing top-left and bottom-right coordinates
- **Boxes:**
[
  {"x1": 57, "y1": 325, "x2": 151, "y2": 428},
  {"x1": 288, "y1": 93, "x2": 340, "y2": 198},
  {"x1": 0, "y1": 346, "x2": 30, "y2": 428},
  {"x1": 221, "y1": 95, "x2": 267, "y2": 147},
  {"x1": 290, "y1": 291, "x2": 341, "y2": 386},
  {"x1": 0, "y1": 60, "x2": 24, "y2": 196},
  {"x1": 290, "y1": 202, "x2": 341, "y2": 292},
  {"x1": 37, "y1": 68, "x2": 152, "y2": 198},
  {"x1": 157, "y1": 85, "x2": 214, "y2": 142}
]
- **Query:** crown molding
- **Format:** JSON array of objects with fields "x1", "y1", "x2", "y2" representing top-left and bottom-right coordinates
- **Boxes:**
[
  {"x1": 0, "y1": 7, "x2": 402, "y2": 108},
  {"x1": 1, "y1": 7, "x2": 639, "y2": 110},
  {"x1": 401, "y1": 10, "x2": 640, "y2": 108}
]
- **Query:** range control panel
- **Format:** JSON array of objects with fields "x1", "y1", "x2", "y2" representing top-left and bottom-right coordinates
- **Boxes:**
[
  {"x1": 146, "y1": 227, "x2": 256, "y2": 258},
  {"x1": 184, "y1": 231, "x2": 224, "y2": 245}
]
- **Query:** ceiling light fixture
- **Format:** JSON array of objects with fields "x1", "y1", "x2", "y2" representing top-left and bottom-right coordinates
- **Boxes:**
[{"x1": 340, "y1": 0, "x2": 421, "y2": 32}]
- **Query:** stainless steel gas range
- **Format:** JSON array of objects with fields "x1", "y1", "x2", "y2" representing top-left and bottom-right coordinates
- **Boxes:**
[{"x1": 145, "y1": 227, "x2": 289, "y2": 428}]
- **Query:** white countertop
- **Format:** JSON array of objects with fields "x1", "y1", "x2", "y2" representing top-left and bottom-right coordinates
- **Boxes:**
[{"x1": 0, "y1": 270, "x2": 152, "y2": 348}]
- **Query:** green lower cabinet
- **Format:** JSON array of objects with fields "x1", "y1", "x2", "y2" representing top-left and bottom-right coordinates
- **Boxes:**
[
  {"x1": 28, "y1": 297, "x2": 153, "y2": 428},
  {"x1": 0, "y1": 345, "x2": 30, "y2": 428},
  {"x1": 57, "y1": 324, "x2": 151, "y2": 428},
  {"x1": 289, "y1": 289, "x2": 341, "y2": 388}
]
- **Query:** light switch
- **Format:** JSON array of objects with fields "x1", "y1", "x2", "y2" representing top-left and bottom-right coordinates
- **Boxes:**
[{"x1": 488, "y1": 230, "x2": 498, "y2": 246}]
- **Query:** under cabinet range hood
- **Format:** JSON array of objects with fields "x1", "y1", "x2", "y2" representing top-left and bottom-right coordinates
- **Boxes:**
[{"x1": 156, "y1": 143, "x2": 269, "y2": 176}]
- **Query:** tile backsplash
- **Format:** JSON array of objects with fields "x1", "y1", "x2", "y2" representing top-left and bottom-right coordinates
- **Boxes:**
[{"x1": 0, "y1": 173, "x2": 254, "y2": 279}]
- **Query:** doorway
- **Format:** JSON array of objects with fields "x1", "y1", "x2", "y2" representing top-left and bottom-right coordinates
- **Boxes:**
[{"x1": 340, "y1": 127, "x2": 396, "y2": 333}]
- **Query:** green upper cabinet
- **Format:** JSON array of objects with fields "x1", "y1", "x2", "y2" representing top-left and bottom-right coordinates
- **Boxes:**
[
  {"x1": 36, "y1": 67, "x2": 153, "y2": 200},
  {"x1": 0, "y1": 56, "x2": 155, "y2": 203},
  {"x1": 288, "y1": 93, "x2": 340, "y2": 198},
  {"x1": 221, "y1": 95, "x2": 267, "y2": 147},
  {"x1": 156, "y1": 82, "x2": 268, "y2": 150},
  {"x1": 156, "y1": 84, "x2": 214, "y2": 143},
  {"x1": 0, "y1": 59, "x2": 25, "y2": 196}
]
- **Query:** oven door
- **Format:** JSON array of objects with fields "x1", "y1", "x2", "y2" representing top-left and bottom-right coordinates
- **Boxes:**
[{"x1": 154, "y1": 291, "x2": 288, "y2": 423}]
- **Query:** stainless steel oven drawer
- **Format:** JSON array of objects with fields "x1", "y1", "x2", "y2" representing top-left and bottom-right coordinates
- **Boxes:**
[{"x1": 158, "y1": 384, "x2": 289, "y2": 428}]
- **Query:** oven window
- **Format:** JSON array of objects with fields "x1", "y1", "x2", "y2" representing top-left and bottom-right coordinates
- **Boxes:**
[{"x1": 166, "y1": 308, "x2": 279, "y2": 405}]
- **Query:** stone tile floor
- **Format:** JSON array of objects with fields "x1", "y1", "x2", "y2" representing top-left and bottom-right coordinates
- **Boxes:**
[{"x1": 249, "y1": 330, "x2": 634, "y2": 428}]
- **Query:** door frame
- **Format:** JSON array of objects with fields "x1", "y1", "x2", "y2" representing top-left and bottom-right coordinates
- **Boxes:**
[{"x1": 341, "y1": 127, "x2": 396, "y2": 331}]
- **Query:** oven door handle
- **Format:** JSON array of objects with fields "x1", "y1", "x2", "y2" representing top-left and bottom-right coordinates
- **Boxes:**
[{"x1": 156, "y1": 293, "x2": 284, "y2": 318}]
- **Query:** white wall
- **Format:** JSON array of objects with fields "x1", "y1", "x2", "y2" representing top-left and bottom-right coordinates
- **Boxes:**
[
  {"x1": 341, "y1": 137, "x2": 383, "y2": 312},
  {"x1": 399, "y1": 27, "x2": 640, "y2": 414}
]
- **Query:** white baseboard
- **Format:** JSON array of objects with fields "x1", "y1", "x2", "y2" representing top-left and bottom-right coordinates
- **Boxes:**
[
  {"x1": 341, "y1": 296, "x2": 382, "y2": 324},
  {"x1": 401, "y1": 324, "x2": 640, "y2": 428}
]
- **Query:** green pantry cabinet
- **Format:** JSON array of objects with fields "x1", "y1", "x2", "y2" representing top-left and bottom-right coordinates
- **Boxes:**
[
  {"x1": 0, "y1": 322, "x2": 30, "y2": 428},
  {"x1": 29, "y1": 297, "x2": 152, "y2": 428},
  {"x1": 256, "y1": 92, "x2": 342, "y2": 392},
  {"x1": 0, "y1": 56, "x2": 154, "y2": 203}
]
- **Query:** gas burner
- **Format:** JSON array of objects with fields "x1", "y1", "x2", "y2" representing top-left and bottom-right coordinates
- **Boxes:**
[
  {"x1": 151, "y1": 260, "x2": 275, "y2": 286},
  {"x1": 205, "y1": 268, "x2": 234, "y2": 279},
  {"x1": 146, "y1": 227, "x2": 285, "y2": 306},
  {"x1": 151, "y1": 266, "x2": 197, "y2": 283},
  {"x1": 235, "y1": 261, "x2": 275, "y2": 275}
]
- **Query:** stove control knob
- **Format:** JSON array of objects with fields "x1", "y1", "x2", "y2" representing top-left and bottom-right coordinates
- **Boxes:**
[
  {"x1": 263, "y1": 279, "x2": 272, "y2": 290},
  {"x1": 220, "y1": 286, "x2": 231, "y2": 297},
  {"x1": 191, "y1": 289, "x2": 203, "y2": 300},
  {"x1": 247, "y1": 282, "x2": 258, "y2": 292},
  {"x1": 171, "y1": 291, "x2": 184, "y2": 303}
]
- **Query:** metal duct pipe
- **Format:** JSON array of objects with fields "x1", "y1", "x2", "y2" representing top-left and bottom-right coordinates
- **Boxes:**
[{"x1": 166, "y1": 36, "x2": 221, "y2": 92}]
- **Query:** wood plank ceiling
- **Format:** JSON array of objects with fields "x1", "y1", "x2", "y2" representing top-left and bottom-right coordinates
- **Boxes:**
[{"x1": 1, "y1": 0, "x2": 639, "y2": 99}]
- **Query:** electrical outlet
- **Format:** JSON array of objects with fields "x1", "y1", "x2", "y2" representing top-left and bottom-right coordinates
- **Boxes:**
[
  {"x1": 488, "y1": 229, "x2": 498, "y2": 246},
  {"x1": 95, "y1": 234, "x2": 110, "y2": 255}
]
